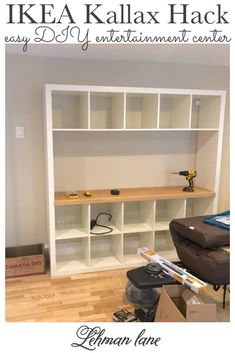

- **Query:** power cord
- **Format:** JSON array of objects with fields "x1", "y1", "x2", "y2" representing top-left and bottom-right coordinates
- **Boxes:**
[{"x1": 90, "y1": 213, "x2": 113, "y2": 235}]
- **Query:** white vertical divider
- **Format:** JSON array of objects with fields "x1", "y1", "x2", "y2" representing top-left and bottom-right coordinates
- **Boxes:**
[
  {"x1": 80, "y1": 92, "x2": 89, "y2": 129},
  {"x1": 113, "y1": 202, "x2": 123, "y2": 232},
  {"x1": 182, "y1": 199, "x2": 187, "y2": 219},
  {"x1": 83, "y1": 237, "x2": 90, "y2": 267},
  {"x1": 212, "y1": 92, "x2": 226, "y2": 212},
  {"x1": 87, "y1": 204, "x2": 91, "y2": 266},
  {"x1": 119, "y1": 202, "x2": 124, "y2": 262},
  {"x1": 112, "y1": 234, "x2": 123, "y2": 263},
  {"x1": 44, "y1": 86, "x2": 56, "y2": 275},
  {"x1": 120, "y1": 202, "x2": 124, "y2": 233},
  {"x1": 156, "y1": 93, "x2": 161, "y2": 129},
  {"x1": 83, "y1": 204, "x2": 90, "y2": 235},
  {"x1": 141, "y1": 201, "x2": 155, "y2": 228},
  {"x1": 188, "y1": 95, "x2": 193, "y2": 129},
  {"x1": 123, "y1": 92, "x2": 127, "y2": 129},
  {"x1": 87, "y1": 91, "x2": 91, "y2": 130},
  {"x1": 112, "y1": 93, "x2": 125, "y2": 129}
]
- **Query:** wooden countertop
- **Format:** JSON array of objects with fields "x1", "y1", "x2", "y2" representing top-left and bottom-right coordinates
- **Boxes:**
[{"x1": 54, "y1": 186, "x2": 215, "y2": 206}]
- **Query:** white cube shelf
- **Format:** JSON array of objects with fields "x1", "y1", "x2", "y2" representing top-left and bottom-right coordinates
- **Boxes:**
[
  {"x1": 90, "y1": 203, "x2": 123, "y2": 235},
  {"x1": 186, "y1": 197, "x2": 215, "y2": 217},
  {"x1": 52, "y1": 92, "x2": 89, "y2": 129},
  {"x1": 154, "y1": 230, "x2": 178, "y2": 261},
  {"x1": 124, "y1": 201, "x2": 154, "y2": 233},
  {"x1": 90, "y1": 92, "x2": 124, "y2": 129},
  {"x1": 126, "y1": 93, "x2": 158, "y2": 129},
  {"x1": 56, "y1": 237, "x2": 89, "y2": 275},
  {"x1": 191, "y1": 95, "x2": 221, "y2": 129},
  {"x1": 155, "y1": 199, "x2": 185, "y2": 231},
  {"x1": 159, "y1": 94, "x2": 191, "y2": 129},
  {"x1": 44, "y1": 85, "x2": 226, "y2": 276},
  {"x1": 90, "y1": 234, "x2": 122, "y2": 268},
  {"x1": 123, "y1": 232, "x2": 154, "y2": 264},
  {"x1": 55, "y1": 204, "x2": 89, "y2": 240}
]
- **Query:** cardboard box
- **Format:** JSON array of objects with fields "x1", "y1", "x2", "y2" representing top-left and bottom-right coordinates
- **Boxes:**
[
  {"x1": 155, "y1": 285, "x2": 217, "y2": 322},
  {"x1": 5, "y1": 244, "x2": 46, "y2": 278}
]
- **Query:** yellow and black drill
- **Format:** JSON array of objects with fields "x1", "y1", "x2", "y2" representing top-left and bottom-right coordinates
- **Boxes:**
[{"x1": 172, "y1": 170, "x2": 197, "y2": 192}]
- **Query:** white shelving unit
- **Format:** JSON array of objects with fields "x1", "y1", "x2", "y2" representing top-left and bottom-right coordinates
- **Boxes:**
[{"x1": 44, "y1": 85, "x2": 226, "y2": 276}]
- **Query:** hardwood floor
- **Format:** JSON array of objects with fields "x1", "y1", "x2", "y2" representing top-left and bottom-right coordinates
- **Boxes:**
[{"x1": 5, "y1": 268, "x2": 229, "y2": 322}]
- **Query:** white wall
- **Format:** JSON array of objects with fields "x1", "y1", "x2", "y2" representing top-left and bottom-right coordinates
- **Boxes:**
[{"x1": 5, "y1": 53, "x2": 230, "y2": 247}]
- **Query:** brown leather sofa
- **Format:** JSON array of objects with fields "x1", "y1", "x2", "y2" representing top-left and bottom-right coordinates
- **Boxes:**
[{"x1": 169, "y1": 215, "x2": 230, "y2": 307}]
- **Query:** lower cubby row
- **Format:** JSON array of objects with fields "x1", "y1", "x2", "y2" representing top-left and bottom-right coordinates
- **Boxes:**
[{"x1": 55, "y1": 231, "x2": 177, "y2": 275}]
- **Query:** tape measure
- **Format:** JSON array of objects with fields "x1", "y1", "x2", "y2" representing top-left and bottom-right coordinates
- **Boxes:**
[{"x1": 66, "y1": 191, "x2": 79, "y2": 199}]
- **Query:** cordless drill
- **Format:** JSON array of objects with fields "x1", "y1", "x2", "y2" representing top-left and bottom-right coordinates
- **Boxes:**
[{"x1": 172, "y1": 170, "x2": 197, "y2": 192}]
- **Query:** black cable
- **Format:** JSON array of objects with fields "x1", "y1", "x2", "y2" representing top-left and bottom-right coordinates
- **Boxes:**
[{"x1": 90, "y1": 213, "x2": 113, "y2": 235}]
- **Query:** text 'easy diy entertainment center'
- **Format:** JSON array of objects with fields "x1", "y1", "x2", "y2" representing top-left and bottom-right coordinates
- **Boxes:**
[{"x1": 44, "y1": 85, "x2": 226, "y2": 276}]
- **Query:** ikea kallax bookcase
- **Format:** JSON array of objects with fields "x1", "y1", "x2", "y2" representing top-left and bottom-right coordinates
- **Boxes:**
[{"x1": 44, "y1": 85, "x2": 226, "y2": 277}]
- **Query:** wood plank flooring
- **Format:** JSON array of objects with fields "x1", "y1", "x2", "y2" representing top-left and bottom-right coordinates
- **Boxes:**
[{"x1": 5, "y1": 268, "x2": 229, "y2": 322}]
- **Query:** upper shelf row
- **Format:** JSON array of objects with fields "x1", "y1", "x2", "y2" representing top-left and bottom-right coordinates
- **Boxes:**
[{"x1": 51, "y1": 91, "x2": 222, "y2": 130}]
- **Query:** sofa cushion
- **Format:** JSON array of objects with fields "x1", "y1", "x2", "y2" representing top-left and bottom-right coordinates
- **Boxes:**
[{"x1": 171, "y1": 238, "x2": 230, "y2": 285}]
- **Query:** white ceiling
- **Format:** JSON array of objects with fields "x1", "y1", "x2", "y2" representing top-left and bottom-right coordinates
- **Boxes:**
[{"x1": 6, "y1": 43, "x2": 229, "y2": 66}]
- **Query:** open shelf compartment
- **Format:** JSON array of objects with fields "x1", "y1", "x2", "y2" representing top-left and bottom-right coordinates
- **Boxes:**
[
  {"x1": 90, "y1": 234, "x2": 122, "y2": 268},
  {"x1": 55, "y1": 204, "x2": 89, "y2": 240},
  {"x1": 90, "y1": 203, "x2": 123, "y2": 235},
  {"x1": 155, "y1": 199, "x2": 186, "y2": 231},
  {"x1": 52, "y1": 91, "x2": 89, "y2": 129},
  {"x1": 125, "y1": 93, "x2": 158, "y2": 129},
  {"x1": 124, "y1": 201, "x2": 154, "y2": 233},
  {"x1": 154, "y1": 230, "x2": 178, "y2": 261},
  {"x1": 90, "y1": 92, "x2": 124, "y2": 129},
  {"x1": 186, "y1": 197, "x2": 214, "y2": 217},
  {"x1": 56, "y1": 237, "x2": 89, "y2": 273},
  {"x1": 159, "y1": 94, "x2": 191, "y2": 128},
  {"x1": 123, "y1": 232, "x2": 154, "y2": 264},
  {"x1": 191, "y1": 95, "x2": 221, "y2": 129}
]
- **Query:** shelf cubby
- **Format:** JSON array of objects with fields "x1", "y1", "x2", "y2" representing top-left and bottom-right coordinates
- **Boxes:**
[
  {"x1": 125, "y1": 93, "x2": 158, "y2": 129},
  {"x1": 90, "y1": 92, "x2": 124, "y2": 129},
  {"x1": 123, "y1": 232, "x2": 154, "y2": 264},
  {"x1": 52, "y1": 92, "x2": 89, "y2": 129},
  {"x1": 123, "y1": 201, "x2": 154, "y2": 233},
  {"x1": 186, "y1": 197, "x2": 215, "y2": 217},
  {"x1": 155, "y1": 199, "x2": 186, "y2": 231},
  {"x1": 90, "y1": 203, "x2": 123, "y2": 235},
  {"x1": 56, "y1": 237, "x2": 89, "y2": 273},
  {"x1": 159, "y1": 94, "x2": 191, "y2": 128},
  {"x1": 90, "y1": 234, "x2": 122, "y2": 267},
  {"x1": 154, "y1": 230, "x2": 178, "y2": 260},
  {"x1": 55, "y1": 205, "x2": 89, "y2": 239},
  {"x1": 191, "y1": 95, "x2": 221, "y2": 129}
]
